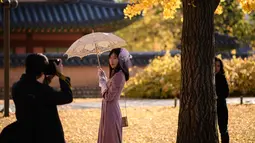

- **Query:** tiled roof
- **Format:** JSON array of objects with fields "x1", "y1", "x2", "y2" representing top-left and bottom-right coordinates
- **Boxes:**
[
  {"x1": 0, "y1": 51, "x2": 181, "y2": 67},
  {"x1": 214, "y1": 33, "x2": 239, "y2": 46},
  {"x1": 0, "y1": 50, "x2": 249, "y2": 68},
  {"x1": 177, "y1": 33, "x2": 239, "y2": 49},
  {"x1": 0, "y1": 0, "x2": 128, "y2": 31}
]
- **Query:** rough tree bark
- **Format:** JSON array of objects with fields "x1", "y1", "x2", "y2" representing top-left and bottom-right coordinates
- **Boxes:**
[{"x1": 176, "y1": 0, "x2": 220, "y2": 143}]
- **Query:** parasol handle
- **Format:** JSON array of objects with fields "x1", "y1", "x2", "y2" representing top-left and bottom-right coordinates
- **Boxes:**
[
  {"x1": 97, "y1": 54, "x2": 101, "y2": 68},
  {"x1": 95, "y1": 44, "x2": 101, "y2": 68}
]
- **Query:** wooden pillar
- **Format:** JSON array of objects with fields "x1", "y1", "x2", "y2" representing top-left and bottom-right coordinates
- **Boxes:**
[
  {"x1": 2, "y1": 0, "x2": 19, "y2": 117},
  {"x1": 3, "y1": 1, "x2": 11, "y2": 117}
]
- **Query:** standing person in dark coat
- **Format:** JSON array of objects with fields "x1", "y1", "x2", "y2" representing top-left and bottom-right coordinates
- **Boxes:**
[
  {"x1": 215, "y1": 57, "x2": 230, "y2": 143},
  {"x1": 0, "y1": 53, "x2": 73, "y2": 143}
]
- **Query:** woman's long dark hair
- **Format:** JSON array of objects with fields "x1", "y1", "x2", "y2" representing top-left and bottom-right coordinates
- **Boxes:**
[
  {"x1": 215, "y1": 57, "x2": 225, "y2": 75},
  {"x1": 109, "y1": 48, "x2": 129, "y2": 81}
]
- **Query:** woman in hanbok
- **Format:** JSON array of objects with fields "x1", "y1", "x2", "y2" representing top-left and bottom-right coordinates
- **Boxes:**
[{"x1": 97, "y1": 48, "x2": 132, "y2": 143}]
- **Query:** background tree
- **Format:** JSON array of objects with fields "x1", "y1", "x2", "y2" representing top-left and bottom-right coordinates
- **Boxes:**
[
  {"x1": 124, "y1": 0, "x2": 255, "y2": 143},
  {"x1": 117, "y1": 0, "x2": 255, "y2": 52},
  {"x1": 116, "y1": 7, "x2": 182, "y2": 51},
  {"x1": 215, "y1": 0, "x2": 255, "y2": 44}
]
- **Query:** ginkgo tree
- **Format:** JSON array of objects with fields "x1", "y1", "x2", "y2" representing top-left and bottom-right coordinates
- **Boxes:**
[{"x1": 124, "y1": 0, "x2": 255, "y2": 143}]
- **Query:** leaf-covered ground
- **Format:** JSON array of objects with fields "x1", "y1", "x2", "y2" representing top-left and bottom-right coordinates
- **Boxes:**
[{"x1": 1, "y1": 105, "x2": 254, "y2": 143}]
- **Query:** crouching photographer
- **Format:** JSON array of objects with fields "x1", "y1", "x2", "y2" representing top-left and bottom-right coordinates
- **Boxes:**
[{"x1": 0, "y1": 53, "x2": 73, "y2": 143}]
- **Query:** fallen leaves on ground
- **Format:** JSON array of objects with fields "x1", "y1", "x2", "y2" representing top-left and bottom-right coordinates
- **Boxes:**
[{"x1": 0, "y1": 105, "x2": 255, "y2": 143}]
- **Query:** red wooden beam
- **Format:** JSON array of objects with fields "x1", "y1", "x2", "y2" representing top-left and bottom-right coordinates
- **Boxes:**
[
  {"x1": 0, "y1": 39, "x2": 75, "y2": 47},
  {"x1": 26, "y1": 33, "x2": 33, "y2": 53},
  {"x1": 0, "y1": 33, "x2": 26, "y2": 40},
  {"x1": 0, "y1": 33, "x2": 84, "y2": 41}
]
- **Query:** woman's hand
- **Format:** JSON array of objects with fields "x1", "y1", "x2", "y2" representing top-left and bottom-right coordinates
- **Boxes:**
[
  {"x1": 97, "y1": 67, "x2": 106, "y2": 78},
  {"x1": 97, "y1": 67, "x2": 107, "y2": 93}
]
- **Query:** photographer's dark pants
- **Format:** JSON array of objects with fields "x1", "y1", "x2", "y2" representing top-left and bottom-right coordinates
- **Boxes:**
[{"x1": 217, "y1": 100, "x2": 229, "y2": 143}]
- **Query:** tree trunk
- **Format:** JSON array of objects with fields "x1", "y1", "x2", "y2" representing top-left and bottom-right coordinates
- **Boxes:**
[{"x1": 176, "y1": 0, "x2": 220, "y2": 143}]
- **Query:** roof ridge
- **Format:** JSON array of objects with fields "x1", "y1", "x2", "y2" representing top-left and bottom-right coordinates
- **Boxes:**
[{"x1": 17, "y1": 0, "x2": 128, "y2": 7}]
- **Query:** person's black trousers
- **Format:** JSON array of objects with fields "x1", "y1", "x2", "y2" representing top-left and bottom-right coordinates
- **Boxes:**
[{"x1": 217, "y1": 101, "x2": 229, "y2": 143}]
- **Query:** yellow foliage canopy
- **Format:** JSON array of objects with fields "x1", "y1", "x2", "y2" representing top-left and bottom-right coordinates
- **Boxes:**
[
  {"x1": 238, "y1": 0, "x2": 255, "y2": 13},
  {"x1": 124, "y1": 0, "x2": 255, "y2": 19},
  {"x1": 124, "y1": 0, "x2": 181, "y2": 19}
]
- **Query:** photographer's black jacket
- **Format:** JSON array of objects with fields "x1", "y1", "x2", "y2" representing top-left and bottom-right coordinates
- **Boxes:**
[{"x1": 11, "y1": 73, "x2": 72, "y2": 143}]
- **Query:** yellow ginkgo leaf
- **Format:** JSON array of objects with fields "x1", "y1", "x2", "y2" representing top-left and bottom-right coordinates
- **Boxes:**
[
  {"x1": 215, "y1": 5, "x2": 223, "y2": 15},
  {"x1": 231, "y1": 49, "x2": 237, "y2": 55}
]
